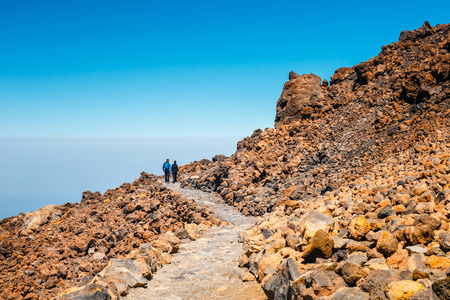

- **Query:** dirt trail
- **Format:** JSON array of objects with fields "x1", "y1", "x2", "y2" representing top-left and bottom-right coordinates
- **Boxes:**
[{"x1": 124, "y1": 182, "x2": 267, "y2": 300}]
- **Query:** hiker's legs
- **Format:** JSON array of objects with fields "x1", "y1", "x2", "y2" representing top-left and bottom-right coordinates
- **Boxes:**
[{"x1": 165, "y1": 170, "x2": 170, "y2": 182}]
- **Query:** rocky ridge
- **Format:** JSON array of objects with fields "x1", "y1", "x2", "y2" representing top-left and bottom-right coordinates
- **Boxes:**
[
  {"x1": 180, "y1": 22, "x2": 450, "y2": 299},
  {"x1": 0, "y1": 173, "x2": 224, "y2": 299}
]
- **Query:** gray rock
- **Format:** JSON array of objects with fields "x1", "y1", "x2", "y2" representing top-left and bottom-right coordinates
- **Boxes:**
[
  {"x1": 417, "y1": 278, "x2": 433, "y2": 288},
  {"x1": 409, "y1": 288, "x2": 440, "y2": 300},
  {"x1": 99, "y1": 259, "x2": 147, "y2": 295},
  {"x1": 378, "y1": 207, "x2": 396, "y2": 219},
  {"x1": 360, "y1": 269, "x2": 399, "y2": 300},
  {"x1": 366, "y1": 230, "x2": 384, "y2": 242},
  {"x1": 398, "y1": 269, "x2": 413, "y2": 281},
  {"x1": 297, "y1": 211, "x2": 334, "y2": 241},
  {"x1": 333, "y1": 237, "x2": 349, "y2": 249},
  {"x1": 292, "y1": 270, "x2": 347, "y2": 299},
  {"x1": 365, "y1": 257, "x2": 386, "y2": 266},
  {"x1": 286, "y1": 257, "x2": 302, "y2": 281},
  {"x1": 54, "y1": 284, "x2": 113, "y2": 300},
  {"x1": 430, "y1": 269, "x2": 447, "y2": 281},
  {"x1": 406, "y1": 244, "x2": 428, "y2": 254},
  {"x1": 22, "y1": 204, "x2": 58, "y2": 231},
  {"x1": 346, "y1": 252, "x2": 368, "y2": 266},
  {"x1": 439, "y1": 232, "x2": 450, "y2": 252},
  {"x1": 285, "y1": 235, "x2": 301, "y2": 250},
  {"x1": 93, "y1": 252, "x2": 105, "y2": 260},
  {"x1": 263, "y1": 228, "x2": 274, "y2": 239},
  {"x1": 330, "y1": 287, "x2": 369, "y2": 300},
  {"x1": 406, "y1": 253, "x2": 426, "y2": 272},
  {"x1": 374, "y1": 192, "x2": 384, "y2": 204},
  {"x1": 262, "y1": 262, "x2": 290, "y2": 300},
  {"x1": 248, "y1": 251, "x2": 263, "y2": 278},
  {"x1": 174, "y1": 228, "x2": 191, "y2": 240}
]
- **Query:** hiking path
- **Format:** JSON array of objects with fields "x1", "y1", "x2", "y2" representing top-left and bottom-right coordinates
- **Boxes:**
[{"x1": 124, "y1": 182, "x2": 267, "y2": 300}]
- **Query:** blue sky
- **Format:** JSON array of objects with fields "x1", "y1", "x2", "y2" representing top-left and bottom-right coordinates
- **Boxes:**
[{"x1": 1, "y1": 0, "x2": 449, "y2": 139}]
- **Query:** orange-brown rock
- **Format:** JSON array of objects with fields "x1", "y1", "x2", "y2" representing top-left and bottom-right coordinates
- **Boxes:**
[{"x1": 0, "y1": 173, "x2": 219, "y2": 299}]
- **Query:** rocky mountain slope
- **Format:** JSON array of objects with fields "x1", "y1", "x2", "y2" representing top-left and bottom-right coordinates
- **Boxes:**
[
  {"x1": 180, "y1": 22, "x2": 450, "y2": 299},
  {"x1": 0, "y1": 173, "x2": 223, "y2": 299}
]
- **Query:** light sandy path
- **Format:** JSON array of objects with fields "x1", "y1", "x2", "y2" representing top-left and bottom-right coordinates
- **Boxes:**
[{"x1": 124, "y1": 182, "x2": 267, "y2": 300}]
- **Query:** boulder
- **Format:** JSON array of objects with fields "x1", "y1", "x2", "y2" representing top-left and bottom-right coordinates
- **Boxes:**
[
  {"x1": 346, "y1": 252, "x2": 368, "y2": 266},
  {"x1": 22, "y1": 205, "x2": 58, "y2": 231},
  {"x1": 412, "y1": 183, "x2": 428, "y2": 196},
  {"x1": 386, "y1": 280, "x2": 424, "y2": 300},
  {"x1": 160, "y1": 233, "x2": 181, "y2": 253},
  {"x1": 405, "y1": 245, "x2": 428, "y2": 255},
  {"x1": 285, "y1": 235, "x2": 301, "y2": 250},
  {"x1": 340, "y1": 262, "x2": 366, "y2": 286},
  {"x1": 404, "y1": 226, "x2": 434, "y2": 246},
  {"x1": 406, "y1": 253, "x2": 426, "y2": 272},
  {"x1": 126, "y1": 245, "x2": 158, "y2": 279},
  {"x1": 262, "y1": 262, "x2": 290, "y2": 300},
  {"x1": 174, "y1": 228, "x2": 191, "y2": 240},
  {"x1": 360, "y1": 269, "x2": 399, "y2": 299},
  {"x1": 297, "y1": 211, "x2": 334, "y2": 241},
  {"x1": 98, "y1": 259, "x2": 147, "y2": 295},
  {"x1": 292, "y1": 270, "x2": 347, "y2": 298},
  {"x1": 376, "y1": 232, "x2": 399, "y2": 258},
  {"x1": 409, "y1": 288, "x2": 440, "y2": 300},
  {"x1": 150, "y1": 239, "x2": 173, "y2": 253},
  {"x1": 427, "y1": 256, "x2": 450, "y2": 270},
  {"x1": 53, "y1": 284, "x2": 114, "y2": 300},
  {"x1": 257, "y1": 253, "x2": 283, "y2": 279},
  {"x1": 330, "y1": 287, "x2": 370, "y2": 300},
  {"x1": 439, "y1": 232, "x2": 450, "y2": 252},
  {"x1": 348, "y1": 217, "x2": 371, "y2": 241},
  {"x1": 432, "y1": 276, "x2": 450, "y2": 300},
  {"x1": 302, "y1": 229, "x2": 334, "y2": 262}
]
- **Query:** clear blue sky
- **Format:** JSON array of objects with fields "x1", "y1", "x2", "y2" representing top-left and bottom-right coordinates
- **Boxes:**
[{"x1": 1, "y1": 0, "x2": 449, "y2": 139}]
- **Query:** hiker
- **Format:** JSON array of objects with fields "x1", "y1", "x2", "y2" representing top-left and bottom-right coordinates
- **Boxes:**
[
  {"x1": 162, "y1": 159, "x2": 171, "y2": 183},
  {"x1": 172, "y1": 160, "x2": 179, "y2": 183}
]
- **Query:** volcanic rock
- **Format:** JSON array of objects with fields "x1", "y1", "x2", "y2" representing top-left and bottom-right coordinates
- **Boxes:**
[
  {"x1": 302, "y1": 229, "x2": 334, "y2": 262},
  {"x1": 386, "y1": 280, "x2": 424, "y2": 300},
  {"x1": 376, "y1": 232, "x2": 399, "y2": 258}
]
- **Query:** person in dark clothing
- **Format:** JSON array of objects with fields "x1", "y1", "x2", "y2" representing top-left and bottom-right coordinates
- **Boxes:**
[
  {"x1": 162, "y1": 159, "x2": 171, "y2": 183},
  {"x1": 172, "y1": 160, "x2": 179, "y2": 183}
]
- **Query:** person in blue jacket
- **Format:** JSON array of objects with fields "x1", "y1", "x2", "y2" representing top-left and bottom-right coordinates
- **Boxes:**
[{"x1": 162, "y1": 159, "x2": 171, "y2": 183}]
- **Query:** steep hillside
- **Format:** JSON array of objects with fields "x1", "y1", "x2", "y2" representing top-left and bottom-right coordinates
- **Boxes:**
[
  {"x1": 181, "y1": 21, "x2": 450, "y2": 216},
  {"x1": 180, "y1": 22, "x2": 450, "y2": 299}
]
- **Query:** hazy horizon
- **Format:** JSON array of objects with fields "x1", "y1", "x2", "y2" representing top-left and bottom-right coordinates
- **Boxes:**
[{"x1": 0, "y1": 136, "x2": 241, "y2": 220}]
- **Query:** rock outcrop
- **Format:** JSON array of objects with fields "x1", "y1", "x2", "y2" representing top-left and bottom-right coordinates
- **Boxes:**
[{"x1": 275, "y1": 73, "x2": 326, "y2": 127}]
